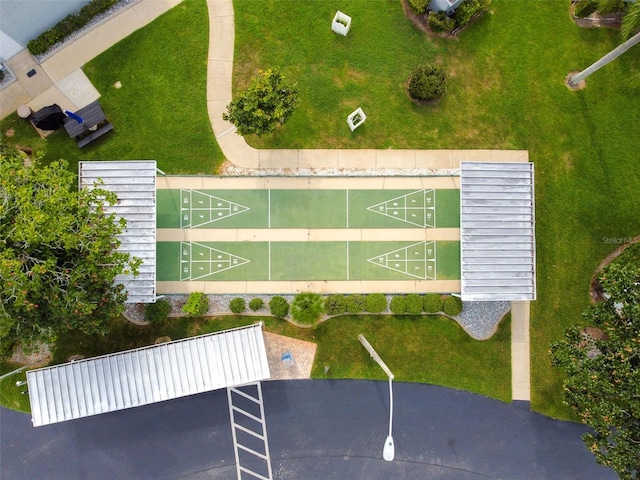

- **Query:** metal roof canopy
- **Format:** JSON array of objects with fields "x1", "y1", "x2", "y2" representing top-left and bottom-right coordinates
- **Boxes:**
[
  {"x1": 27, "y1": 324, "x2": 270, "y2": 427},
  {"x1": 78, "y1": 161, "x2": 156, "y2": 303},
  {"x1": 460, "y1": 162, "x2": 536, "y2": 301}
]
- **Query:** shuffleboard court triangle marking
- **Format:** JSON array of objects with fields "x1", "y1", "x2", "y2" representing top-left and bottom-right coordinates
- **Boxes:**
[
  {"x1": 179, "y1": 242, "x2": 250, "y2": 281},
  {"x1": 367, "y1": 241, "x2": 437, "y2": 280},
  {"x1": 367, "y1": 190, "x2": 436, "y2": 227},
  {"x1": 180, "y1": 189, "x2": 250, "y2": 228}
]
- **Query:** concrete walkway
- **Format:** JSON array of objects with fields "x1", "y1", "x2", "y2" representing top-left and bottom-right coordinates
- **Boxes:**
[{"x1": 0, "y1": 0, "x2": 531, "y2": 402}]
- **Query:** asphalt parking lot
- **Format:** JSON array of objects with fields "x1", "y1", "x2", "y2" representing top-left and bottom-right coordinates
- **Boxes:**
[{"x1": 0, "y1": 380, "x2": 615, "y2": 480}]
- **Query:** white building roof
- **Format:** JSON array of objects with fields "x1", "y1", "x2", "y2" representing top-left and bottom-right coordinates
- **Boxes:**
[
  {"x1": 27, "y1": 324, "x2": 270, "y2": 427},
  {"x1": 78, "y1": 161, "x2": 156, "y2": 303},
  {"x1": 460, "y1": 162, "x2": 536, "y2": 301}
]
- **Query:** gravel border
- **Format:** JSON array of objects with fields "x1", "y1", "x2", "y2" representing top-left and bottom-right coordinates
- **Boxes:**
[{"x1": 220, "y1": 162, "x2": 459, "y2": 177}]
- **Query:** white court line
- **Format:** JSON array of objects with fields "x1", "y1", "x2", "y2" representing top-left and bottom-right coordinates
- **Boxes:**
[
  {"x1": 346, "y1": 189, "x2": 349, "y2": 228},
  {"x1": 268, "y1": 190, "x2": 271, "y2": 229},
  {"x1": 346, "y1": 240, "x2": 349, "y2": 280},
  {"x1": 268, "y1": 241, "x2": 271, "y2": 281},
  {"x1": 433, "y1": 189, "x2": 437, "y2": 228}
]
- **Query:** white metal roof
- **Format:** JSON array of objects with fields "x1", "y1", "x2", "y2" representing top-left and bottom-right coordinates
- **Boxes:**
[
  {"x1": 27, "y1": 324, "x2": 270, "y2": 427},
  {"x1": 460, "y1": 162, "x2": 536, "y2": 301},
  {"x1": 78, "y1": 161, "x2": 156, "y2": 303}
]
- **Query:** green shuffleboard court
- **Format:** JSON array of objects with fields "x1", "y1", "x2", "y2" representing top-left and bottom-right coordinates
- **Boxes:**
[
  {"x1": 156, "y1": 241, "x2": 461, "y2": 282},
  {"x1": 157, "y1": 189, "x2": 460, "y2": 229}
]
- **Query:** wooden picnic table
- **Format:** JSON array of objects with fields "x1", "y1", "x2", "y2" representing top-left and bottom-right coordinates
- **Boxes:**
[{"x1": 64, "y1": 101, "x2": 113, "y2": 148}]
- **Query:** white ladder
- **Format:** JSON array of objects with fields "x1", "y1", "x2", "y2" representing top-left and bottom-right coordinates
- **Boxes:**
[{"x1": 227, "y1": 382, "x2": 273, "y2": 480}]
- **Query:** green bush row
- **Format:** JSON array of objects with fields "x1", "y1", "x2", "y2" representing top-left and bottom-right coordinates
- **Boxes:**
[
  {"x1": 146, "y1": 292, "x2": 462, "y2": 324},
  {"x1": 322, "y1": 293, "x2": 462, "y2": 317},
  {"x1": 27, "y1": 0, "x2": 118, "y2": 56}
]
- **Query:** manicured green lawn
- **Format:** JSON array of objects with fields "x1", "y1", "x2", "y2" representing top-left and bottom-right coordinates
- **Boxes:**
[
  {"x1": 0, "y1": 0, "x2": 223, "y2": 174},
  {"x1": 312, "y1": 313, "x2": 511, "y2": 401},
  {"x1": 233, "y1": 0, "x2": 640, "y2": 418}
]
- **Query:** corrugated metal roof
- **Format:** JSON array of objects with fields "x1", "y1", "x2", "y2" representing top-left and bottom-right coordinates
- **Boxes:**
[
  {"x1": 460, "y1": 162, "x2": 536, "y2": 301},
  {"x1": 78, "y1": 161, "x2": 156, "y2": 303},
  {"x1": 27, "y1": 324, "x2": 270, "y2": 427}
]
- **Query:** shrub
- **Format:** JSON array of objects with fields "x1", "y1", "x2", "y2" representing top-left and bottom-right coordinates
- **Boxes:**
[
  {"x1": 366, "y1": 293, "x2": 387, "y2": 313},
  {"x1": 405, "y1": 294, "x2": 424, "y2": 315},
  {"x1": 249, "y1": 298, "x2": 264, "y2": 311},
  {"x1": 324, "y1": 294, "x2": 347, "y2": 316},
  {"x1": 428, "y1": 11, "x2": 455, "y2": 33},
  {"x1": 596, "y1": 0, "x2": 623, "y2": 14},
  {"x1": 574, "y1": 0, "x2": 598, "y2": 17},
  {"x1": 223, "y1": 68, "x2": 299, "y2": 136},
  {"x1": 229, "y1": 297, "x2": 246, "y2": 314},
  {"x1": 269, "y1": 296, "x2": 289, "y2": 318},
  {"x1": 408, "y1": 65, "x2": 446, "y2": 102},
  {"x1": 27, "y1": 0, "x2": 118, "y2": 55},
  {"x1": 408, "y1": 0, "x2": 430, "y2": 15},
  {"x1": 423, "y1": 294, "x2": 444, "y2": 313},
  {"x1": 144, "y1": 299, "x2": 172, "y2": 324},
  {"x1": 443, "y1": 295, "x2": 463, "y2": 316},
  {"x1": 390, "y1": 295, "x2": 407, "y2": 314},
  {"x1": 346, "y1": 294, "x2": 366, "y2": 314},
  {"x1": 182, "y1": 292, "x2": 209, "y2": 318},
  {"x1": 291, "y1": 293, "x2": 324, "y2": 325},
  {"x1": 454, "y1": 0, "x2": 491, "y2": 27}
]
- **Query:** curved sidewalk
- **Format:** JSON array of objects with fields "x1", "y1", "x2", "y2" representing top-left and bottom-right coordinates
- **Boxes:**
[{"x1": 205, "y1": 0, "x2": 527, "y2": 171}]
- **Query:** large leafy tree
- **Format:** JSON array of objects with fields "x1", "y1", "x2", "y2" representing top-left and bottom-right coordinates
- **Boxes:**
[
  {"x1": 568, "y1": 1, "x2": 640, "y2": 87},
  {"x1": 223, "y1": 67, "x2": 299, "y2": 136},
  {"x1": 551, "y1": 242, "x2": 640, "y2": 479},
  {"x1": 0, "y1": 147, "x2": 140, "y2": 356}
]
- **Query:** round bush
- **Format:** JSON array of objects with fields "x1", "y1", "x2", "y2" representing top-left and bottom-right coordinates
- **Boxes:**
[
  {"x1": 182, "y1": 292, "x2": 209, "y2": 318},
  {"x1": 443, "y1": 295, "x2": 463, "y2": 316},
  {"x1": 229, "y1": 297, "x2": 246, "y2": 314},
  {"x1": 145, "y1": 299, "x2": 172, "y2": 324},
  {"x1": 574, "y1": 0, "x2": 598, "y2": 17},
  {"x1": 366, "y1": 293, "x2": 387, "y2": 313},
  {"x1": 408, "y1": 65, "x2": 446, "y2": 102},
  {"x1": 269, "y1": 296, "x2": 289, "y2": 318},
  {"x1": 291, "y1": 293, "x2": 324, "y2": 325},
  {"x1": 324, "y1": 294, "x2": 347, "y2": 316},
  {"x1": 346, "y1": 294, "x2": 366, "y2": 314},
  {"x1": 407, "y1": 0, "x2": 429, "y2": 15},
  {"x1": 405, "y1": 294, "x2": 424, "y2": 315},
  {"x1": 428, "y1": 11, "x2": 455, "y2": 33},
  {"x1": 390, "y1": 295, "x2": 407, "y2": 314},
  {"x1": 597, "y1": 0, "x2": 624, "y2": 14},
  {"x1": 249, "y1": 298, "x2": 264, "y2": 311},
  {"x1": 423, "y1": 294, "x2": 443, "y2": 313}
]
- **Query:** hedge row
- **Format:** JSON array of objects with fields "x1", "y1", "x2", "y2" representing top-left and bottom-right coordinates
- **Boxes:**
[
  {"x1": 27, "y1": 0, "x2": 118, "y2": 56},
  {"x1": 146, "y1": 292, "x2": 463, "y2": 323},
  {"x1": 227, "y1": 293, "x2": 464, "y2": 319}
]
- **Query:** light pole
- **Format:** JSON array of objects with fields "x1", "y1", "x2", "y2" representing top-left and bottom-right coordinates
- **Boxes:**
[{"x1": 358, "y1": 334, "x2": 395, "y2": 462}]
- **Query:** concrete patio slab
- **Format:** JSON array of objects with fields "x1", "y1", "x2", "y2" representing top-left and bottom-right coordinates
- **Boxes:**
[{"x1": 55, "y1": 69, "x2": 100, "y2": 109}]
